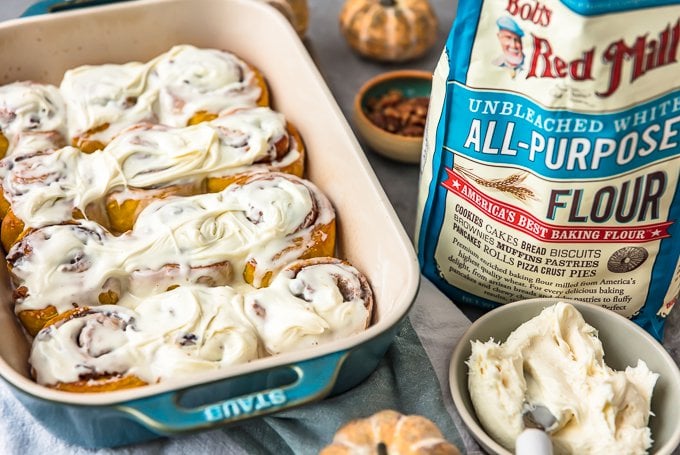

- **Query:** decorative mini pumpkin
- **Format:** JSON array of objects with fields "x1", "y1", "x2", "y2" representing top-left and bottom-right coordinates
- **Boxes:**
[
  {"x1": 339, "y1": 0, "x2": 438, "y2": 62},
  {"x1": 263, "y1": 0, "x2": 309, "y2": 37}
]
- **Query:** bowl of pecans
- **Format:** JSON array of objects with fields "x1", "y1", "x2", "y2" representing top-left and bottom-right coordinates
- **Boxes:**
[{"x1": 353, "y1": 70, "x2": 432, "y2": 163}]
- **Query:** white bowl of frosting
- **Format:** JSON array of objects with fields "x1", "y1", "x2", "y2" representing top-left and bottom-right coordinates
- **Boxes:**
[{"x1": 449, "y1": 298, "x2": 680, "y2": 455}]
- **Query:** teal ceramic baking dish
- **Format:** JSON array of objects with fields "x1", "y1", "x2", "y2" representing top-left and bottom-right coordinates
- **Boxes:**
[{"x1": 0, "y1": 0, "x2": 420, "y2": 448}]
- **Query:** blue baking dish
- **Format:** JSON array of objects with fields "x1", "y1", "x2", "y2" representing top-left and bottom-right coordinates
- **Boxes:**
[{"x1": 0, "y1": 0, "x2": 420, "y2": 448}]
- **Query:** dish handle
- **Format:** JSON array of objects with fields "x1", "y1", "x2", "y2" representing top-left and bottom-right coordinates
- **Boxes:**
[
  {"x1": 116, "y1": 350, "x2": 348, "y2": 434},
  {"x1": 21, "y1": 0, "x2": 135, "y2": 17}
]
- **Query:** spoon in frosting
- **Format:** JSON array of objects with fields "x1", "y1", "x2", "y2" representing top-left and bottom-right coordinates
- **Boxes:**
[{"x1": 516, "y1": 403, "x2": 557, "y2": 455}]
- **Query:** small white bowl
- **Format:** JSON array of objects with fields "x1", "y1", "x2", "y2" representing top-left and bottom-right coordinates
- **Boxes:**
[{"x1": 449, "y1": 298, "x2": 680, "y2": 455}]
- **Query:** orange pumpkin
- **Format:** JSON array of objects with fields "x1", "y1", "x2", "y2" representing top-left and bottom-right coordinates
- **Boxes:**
[{"x1": 339, "y1": 0, "x2": 438, "y2": 62}]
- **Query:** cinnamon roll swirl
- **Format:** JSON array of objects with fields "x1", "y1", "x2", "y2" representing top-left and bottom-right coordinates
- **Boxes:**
[
  {"x1": 243, "y1": 257, "x2": 373, "y2": 355},
  {"x1": 60, "y1": 61, "x2": 158, "y2": 153},
  {"x1": 204, "y1": 108, "x2": 305, "y2": 192},
  {"x1": 148, "y1": 44, "x2": 269, "y2": 127},
  {"x1": 30, "y1": 286, "x2": 260, "y2": 392},
  {"x1": 7, "y1": 221, "x2": 125, "y2": 335},
  {"x1": 131, "y1": 171, "x2": 335, "y2": 288},
  {"x1": 103, "y1": 107, "x2": 304, "y2": 232},
  {"x1": 29, "y1": 306, "x2": 147, "y2": 392},
  {"x1": 0, "y1": 147, "x2": 113, "y2": 250},
  {"x1": 0, "y1": 81, "x2": 68, "y2": 158}
]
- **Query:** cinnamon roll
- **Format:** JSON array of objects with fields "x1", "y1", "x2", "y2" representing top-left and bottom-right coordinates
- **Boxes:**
[
  {"x1": 103, "y1": 107, "x2": 304, "y2": 232},
  {"x1": 60, "y1": 61, "x2": 158, "y2": 152},
  {"x1": 243, "y1": 257, "x2": 373, "y2": 355},
  {"x1": 204, "y1": 108, "x2": 305, "y2": 192},
  {"x1": 7, "y1": 220, "x2": 125, "y2": 335},
  {"x1": 0, "y1": 81, "x2": 68, "y2": 158},
  {"x1": 131, "y1": 171, "x2": 335, "y2": 288},
  {"x1": 148, "y1": 44, "x2": 269, "y2": 127},
  {"x1": 239, "y1": 173, "x2": 336, "y2": 287},
  {"x1": 30, "y1": 285, "x2": 260, "y2": 392},
  {"x1": 29, "y1": 306, "x2": 147, "y2": 392},
  {"x1": 130, "y1": 286, "x2": 261, "y2": 379},
  {"x1": 0, "y1": 147, "x2": 113, "y2": 250}
]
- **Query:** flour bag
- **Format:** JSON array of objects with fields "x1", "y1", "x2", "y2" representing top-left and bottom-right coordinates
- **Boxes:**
[{"x1": 416, "y1": 0, "x2": 680, "y2": 339}]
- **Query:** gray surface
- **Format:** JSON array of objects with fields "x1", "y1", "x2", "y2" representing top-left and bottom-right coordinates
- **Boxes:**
[{"x1": 0, "y1": 0, "x2": 678, "y2": 453}]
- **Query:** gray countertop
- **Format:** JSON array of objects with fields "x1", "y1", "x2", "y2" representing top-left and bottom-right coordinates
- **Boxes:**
[{"x1": 0, "y1": 0, "x2": 679, "y2": 452}]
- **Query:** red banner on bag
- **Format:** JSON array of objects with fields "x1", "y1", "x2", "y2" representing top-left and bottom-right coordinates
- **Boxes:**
[{"x1": 441, "y1": 168, "x2": 672, "y2": 244}]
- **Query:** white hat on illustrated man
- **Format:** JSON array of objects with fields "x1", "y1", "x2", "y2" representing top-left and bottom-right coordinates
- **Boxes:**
[{"x1": 493, "y1": 16, "x2": 525, "y2": 78}]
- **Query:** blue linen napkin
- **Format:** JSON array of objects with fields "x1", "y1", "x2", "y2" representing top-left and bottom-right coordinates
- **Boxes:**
[{"x1": 0, "y1": 277, "x2": 479, "y2": 454}]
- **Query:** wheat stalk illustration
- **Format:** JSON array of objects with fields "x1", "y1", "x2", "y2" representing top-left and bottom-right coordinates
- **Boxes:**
[{"x1": 454, "y1": 164, "x2": 536, "y2": 202}]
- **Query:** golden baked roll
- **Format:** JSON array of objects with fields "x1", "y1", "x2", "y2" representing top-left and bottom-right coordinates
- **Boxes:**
[
  {"x1": 131, "y1": 171, "x2": 335, "y2": 288},
  {"x1": 30, "y1": 286, "x2": 260, "y2": 392},
  {"x1": 205, "y1": 112, "x2": 305, "y2": 193},
  {"x1": 321, "y1": 410, "x2": 460, "y2": 455},
  {"x1": 7, "y1": 221, "x2": 125, "y2": 335},
  {"x1": 244, "y1": 257, "x2": 373, "y2": 355},
  {"x1": 0, "y1": 147, "x2": 110, "y2": 250},
  {"x1": 29, "y1": 306, "x2": 148, "y2": 392},
  {"x1": 102, "y1": 107, "x2": 304, "y2": 232},
  {"x1": 233, "y1": 172, "x2": 336, "y2": 287},
  {"x1": 148, "y1": 44, "x2": 269, "y2": 127},
  {"x1": 0, "y1": 209, "x2": 26, "y2": 253},
  {"x1": 61, "y1": 60, "x2": 159, "y2": 153},
  {"x1": 0, "y1": 81, "x2": 68, "y2": 158}
]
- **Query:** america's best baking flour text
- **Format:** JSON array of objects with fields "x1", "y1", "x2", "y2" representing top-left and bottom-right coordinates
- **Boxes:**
[{"x1": 416, "y1": 0, "x2": 680, "y2": 339}]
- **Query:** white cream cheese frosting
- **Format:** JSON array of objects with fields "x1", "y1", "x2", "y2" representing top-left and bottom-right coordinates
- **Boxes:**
[
  {"x1": 9, "y1": 173, "x2": 334, "y2": 313},
  {"x1": 9, "y1": 131, "x2": 67, "y2": 157},
  {"x1": 29, "y1": 260, "x2": 373, "y2": 387},
  {"x1": 244, "y1": 261, "x2": 371, "y2": 355},
  {"x1": 0, "y1": 81, "x2": 68, "y2": 155},
  {"x1": 29, "y1": 286, "x2": 261, "y2": 385},
  {"x1": 0, "y1": 107, "x2": 296, "y2": 230},
  {"x1": 129, "y1": 286, "x2": 261, "y2": 379},
  {"x1": 60, "y1": 61, "x2": 158, "y2": 145},
  {"x1": 148, "y1": 44, "x2": 263, "y2": 126},
  {"x1": 467, "y1": 302, "x2": 658, "y2": 455},
  {"x1": 58, "y1": 44, "x2": 262, "y2": 147}
]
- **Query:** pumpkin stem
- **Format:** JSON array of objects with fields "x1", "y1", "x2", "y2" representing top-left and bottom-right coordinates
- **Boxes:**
[{"x1": 379, "y1": 0, "x2": 397, "y2": 6}]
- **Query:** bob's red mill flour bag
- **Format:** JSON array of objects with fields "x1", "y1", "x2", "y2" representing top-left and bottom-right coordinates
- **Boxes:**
[{"x1": 416, "y1": 0, "x2": 680, "y2": 340}]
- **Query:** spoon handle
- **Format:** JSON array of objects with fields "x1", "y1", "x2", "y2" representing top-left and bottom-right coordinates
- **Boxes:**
[{"x1": 516, "y1": 428, "x2": 553, "y2": 455}]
